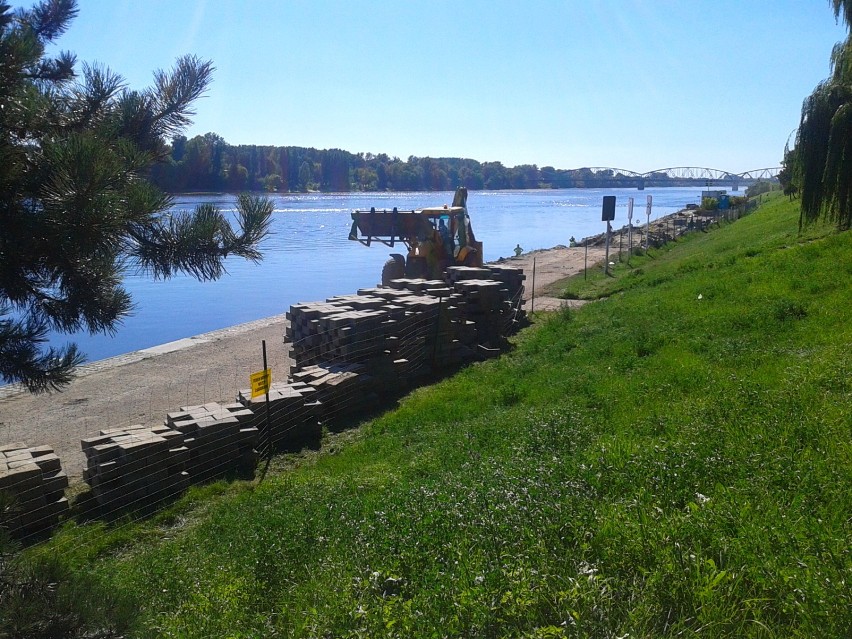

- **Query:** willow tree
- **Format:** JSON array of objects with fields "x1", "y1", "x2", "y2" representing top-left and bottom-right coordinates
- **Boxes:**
[
  {"x1": 832, "y1": 0, "x2": 852, "y2": 27},
  {"x1": 0, "y1": 0, "x2": 273, "y2": 392},
  {"x1": 795, "y1": 1, "x2": 852, "y2": 230}
]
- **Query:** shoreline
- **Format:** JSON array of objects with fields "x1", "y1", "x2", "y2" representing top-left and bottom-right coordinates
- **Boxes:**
[{"x1": 0, "y1": 313, "x2": 291, "y2": 401}]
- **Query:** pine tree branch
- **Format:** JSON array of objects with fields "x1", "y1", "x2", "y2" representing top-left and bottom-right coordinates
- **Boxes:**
[
  {"x1": 126, "y1": 196, "x2": 272, "y2": 281},
  {"x1": 0, "y1": 2, "x2": 267, "y2": 394},
  {"x1": 0, "y1": 309, "x2": 85, "y2": 392},
  {"x1": 26, "y1": 0, "x2": 77, "y2": 42},
  {"x1": 150, "y1": 55, "x2": 214, "y2": 139}
]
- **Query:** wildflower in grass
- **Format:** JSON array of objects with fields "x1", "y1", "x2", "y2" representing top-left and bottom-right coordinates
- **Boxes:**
[{"x1": 578, "y1": 562, "x2": 599, "y2": 579}]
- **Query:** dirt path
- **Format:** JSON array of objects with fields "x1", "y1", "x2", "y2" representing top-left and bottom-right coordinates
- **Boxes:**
[
  {"x1": 502, "y1": 245, "x2": 607, "y2": 311},
  {"x1": 0, "y1": 246, "x2": 605, "y2": 480}
]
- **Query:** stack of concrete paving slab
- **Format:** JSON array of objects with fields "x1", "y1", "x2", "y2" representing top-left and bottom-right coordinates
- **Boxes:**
[
  {"x1": 381, "y1": 280, "x2": 477, "y2": 372},
  {"x1": 287, "y1": 264, "x2": 526, "y2": 377},
  {"x1": 165, "y1": 402, "x2": 259, "y2": 482},
  {"x1": 0, "y1": 443, "x2": 68, "y2": 538},
  {"x1": 237, "y1": 382, "x2": 321, "y2": 451},
  {"x1": 444, "y1": 266, "x2": 493, "y2": 284},
  {"x1": 315, "y1": 306, "x2": 388, "y2": 364},
  {"x1": 385, "y1": 288, "x2": 444, "y2": 373},
  {"x1": 481, "y1": 265, "x2": 526, "y2": 305},
  {"x1": 445, "y1": 266, "x2": 525, "y2": 349},
  {"x1": 383, "y1": 278, "x2": 454, "y2": 298},
  {"x1": 485, "y1": 265, "x2": 527, "y2": 331},
  {"x1": 286, "y1": 301, "x2": 355, "y2": 368},
  {"x1": 275, "y1": 265, "x2": 525, "y2": 434},
  {"x1": 452, "y1": 279, "x2": 513, "y2": 350},
  {"x1": 288, "y1": 292, "x2": 413, "y2": 378},
  {"x1": 290, "y1": 362, "x2": 377, "y2": 422},
  {"x1": 446, "y1": 264, "x2": 525, "y2": 303},
  {"x1": 349, "y1": 286, "x2": 437, "y2": 377},
  {"x1": 81, "y1": 425, "x2": 188, "y2": 512}
]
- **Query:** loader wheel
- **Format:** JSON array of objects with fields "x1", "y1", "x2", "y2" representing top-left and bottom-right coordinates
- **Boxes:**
[{"x1": 381, "y1": 255, "x2": 405, "y2": 286}]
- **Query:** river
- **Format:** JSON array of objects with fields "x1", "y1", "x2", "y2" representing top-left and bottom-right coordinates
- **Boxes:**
[{"x1": 47, "y1": 187, "x2": 709, "y2": 362}]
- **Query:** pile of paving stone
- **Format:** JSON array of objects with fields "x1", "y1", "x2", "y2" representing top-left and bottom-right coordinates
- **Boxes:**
[
  {"x1": 165, "y1": 402, "x2": 260, "y2": 482},
  {"x1": 444, "y1": 266, "x2": 526, "y2": 347},
  {"x1": 479, "y1": 265, "x2": 527, "y2": 304},
  {"x1": 81, "y1": 403, "x2": 260, "y2": 511},
  {"x1": 378, "y1": 279, "x2": 480, "y2": 371},
  {"x1": 237, "y1": 381, "x2": 322, "y2": 451},
  {"x1": 0, "y1": 443, "x2": 68, "y2": 538},
  {"x1": 286, "y1": 301, "x2": 355, "y2": 367},
  {"x1": 284, "y1": 266, "x2": 526, "y2": 387},
  {"x1": 450, "y1": 279, "x2": 515, "y2": 349},
  {"x1": 81, "y1": 425, "x2": 188, "y2": 512},
  {"x1": 291, "y1": 362, "x2": 377, "y2": 421},
  {"x1": 288, "y1": 292, "x2": 424, "y2": 375}
]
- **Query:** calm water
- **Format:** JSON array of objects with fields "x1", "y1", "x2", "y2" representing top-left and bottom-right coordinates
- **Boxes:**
[{"x1": 48, "y1": 187, "x2": 708, "y2": 362}]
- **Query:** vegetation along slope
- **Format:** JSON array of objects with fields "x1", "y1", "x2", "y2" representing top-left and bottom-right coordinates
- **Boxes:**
[{"x1": 17, "y1": 194, "x2": 852, "y2": 637}]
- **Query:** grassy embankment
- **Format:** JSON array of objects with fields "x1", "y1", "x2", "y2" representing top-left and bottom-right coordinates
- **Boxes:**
[{"x1": 29, "y1": 194, "x2": 852, "y2": 637}]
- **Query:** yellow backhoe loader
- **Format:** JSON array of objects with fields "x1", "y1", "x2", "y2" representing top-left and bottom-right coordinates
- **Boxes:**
[{"x1": 348, "y1": 187, "x2": 483, "y2": 285}]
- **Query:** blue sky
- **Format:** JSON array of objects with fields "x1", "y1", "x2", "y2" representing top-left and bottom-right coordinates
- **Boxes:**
[{"x1": 20, "y1": 0, "x2": 849, "y2": 174}]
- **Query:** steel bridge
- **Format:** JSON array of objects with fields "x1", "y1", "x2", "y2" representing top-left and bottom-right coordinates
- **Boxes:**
[{"x1": 546, "y1": 166, "x2": 781, "y2": 191}]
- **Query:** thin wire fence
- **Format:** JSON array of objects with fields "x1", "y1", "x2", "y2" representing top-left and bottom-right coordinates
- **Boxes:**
[{"x1": 2, "y1": 267, "x2": 526, "y2": 548}]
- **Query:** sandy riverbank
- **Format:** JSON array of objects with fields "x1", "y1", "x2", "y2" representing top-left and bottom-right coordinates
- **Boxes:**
[{"x1": 0, "y1": 245, "x2": 606, "y2": 481}]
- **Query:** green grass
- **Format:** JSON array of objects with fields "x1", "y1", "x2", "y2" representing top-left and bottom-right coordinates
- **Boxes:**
[{"x1": 22, "y1": 194, "x2": 852, "y2": 637}]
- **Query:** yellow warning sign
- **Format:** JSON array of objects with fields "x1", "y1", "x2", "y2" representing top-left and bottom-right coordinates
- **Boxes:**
[{"x1": 249, "y1": 368, "x2": 271, "y2": 398}]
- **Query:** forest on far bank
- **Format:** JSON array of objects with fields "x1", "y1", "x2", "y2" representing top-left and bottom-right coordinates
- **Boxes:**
[{"x1": 151, "y1": 132, "x2": 703, "y2": 194}]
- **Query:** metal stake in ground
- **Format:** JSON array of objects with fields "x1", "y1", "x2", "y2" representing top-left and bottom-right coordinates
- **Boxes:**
[
  {"x1": 261, "y1": 340, "x2": 272, "y2": 459},
  {"x1": 645, "y1": 195, "x2": 652, "y2": 251},
  {"x1": 627, "y1": 197, "x2": 634, "y2": 264},
  {"x1": 531, "y1": 257, "x2": 536, "y2": 313},
  {"x1": 602, "y1": 196, "x2": 616, "y2": 276},
  {"x1": 249, "y1": 341, "x2": 274, "y2": 483}
]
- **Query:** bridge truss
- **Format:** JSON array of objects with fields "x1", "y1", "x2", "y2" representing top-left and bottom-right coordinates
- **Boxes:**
[{"x1": 555, "y1": 166, "x2": 781, "y2": 191}]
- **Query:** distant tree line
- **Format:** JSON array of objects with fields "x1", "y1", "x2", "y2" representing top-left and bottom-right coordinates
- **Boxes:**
[{"x1": 149, "y1": 134, "x2": 704, "y2": 193}]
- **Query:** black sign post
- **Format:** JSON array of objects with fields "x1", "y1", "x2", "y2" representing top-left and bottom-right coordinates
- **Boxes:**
[{"x1": 602, "y1": 196, "x2": 616, "y2": 276}]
